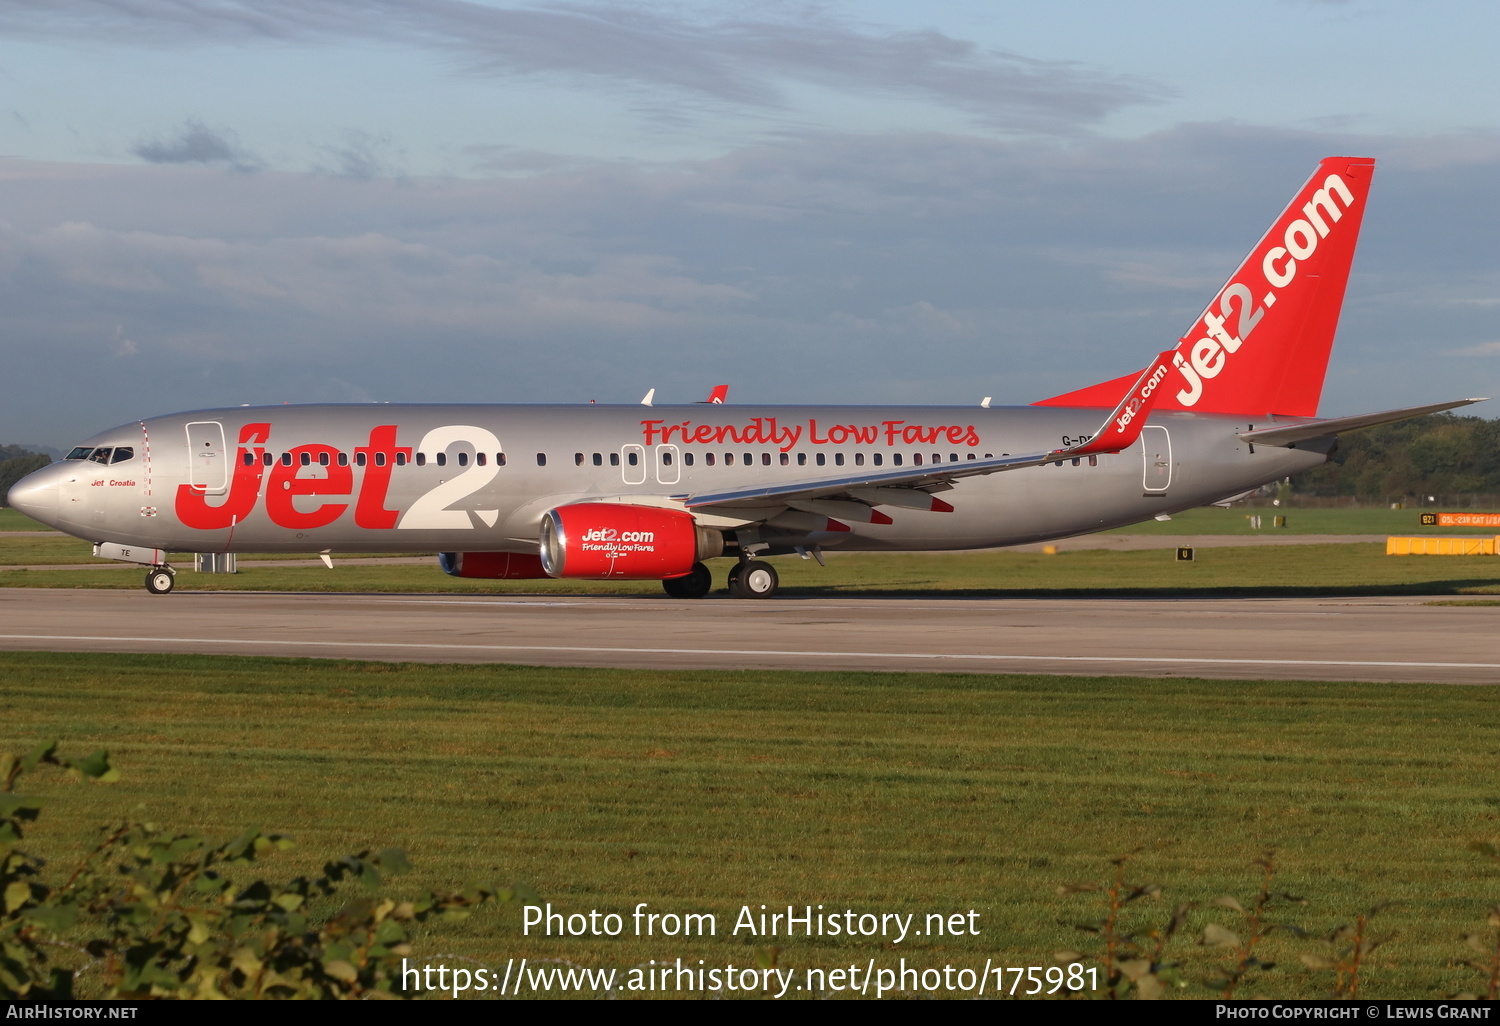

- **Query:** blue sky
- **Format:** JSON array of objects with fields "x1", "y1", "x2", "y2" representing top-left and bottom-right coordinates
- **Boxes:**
[{"x1": 1, "y1": 1, "x2": 1497, "y2": 446}]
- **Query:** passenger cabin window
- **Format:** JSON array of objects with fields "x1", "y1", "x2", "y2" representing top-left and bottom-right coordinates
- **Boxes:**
[
  {"x1": 395, "y1": 452, "x2": 407, "y2": 466},
  {"x1": 761, "y1": 453, "x2": 770, "y2": 466},
  {"x1": 356, "y1": 452, "x2": 367, "y2": 467},
  {"x1": 318, "y1": 452, "x2": 330, "y2": 466},
  {"x1": 338, "y1": 453, "x2": 349, "y2": 467},
  {"x1": 261, "y1": 453, "x2": 273, "y2": 467},
  {"x1": 574, "y1": 453, "x2": 584, "y2": 466},
  {"x1": 477, "y1": 453, "x2": 487, "y2": 466},
  {"x1": 893, "y1": 454, "x2": 902, "y2": 466},
  {"x1": 592, "y1": 453, "x2": 602, "y2": 466},
  {"x1": 608, "y1": 453, "x2": 618, "y2": 467},
  {"x1": 913, "y1": 453, "x2": 923, "y2": 466},
  {"x1": 835, "y1": 453, "x2": 845, "y2": 466},
  {"x1": 627, "y1": 452, "x2": 639, "y2": 467},
  {"x1": 816, "y1": 453, "x2": 826, "y2": 466},
  {"x1": 242, "y1": 452, "x2": 254, "y2": 466},
  {"x1": 416, "y1": 453, "x2": 427, "y2": 466},
  {"x1": 374, "y1": 453, "x2": 386, "y2": 467},
  {"x1": 873, "y1": 453, "x2": 883, "y2": 466},
  {"x1": 684, "y1": 452, "x2": 694, "y2": 467},
  {"x1": 436, "y1": 452, "x2": 447, "y2": 467},
  {"x1": 743, "y1": 452, "x2": 753, "y2": 466},
  {"x1": 497, "y1": 452, "x2": 507, "y2": 466},
  {"x1": 66, "y1": 447, "x2": 93, "y2": 461},
  {"x1": 780, "y1": 453, "x2": 789, "y2": 466},
  {"x1": 662, "y1": 452, "x2": 673, "y2": 466},
  {"x1": 299, "y1": 452, "x2": 311, "y2": 467},
  {"x1": 536, "y1": 453, "x2": 547, "y2": 466},
  {"x1": 797, "y1": 453, "x2": 807, "y2": 466},
  {"x1": 457, "y1": 452, "x2": 469, "y2": 467},
  {"x1": 281, "y1": 453, "x2": 293, "y2": 467},
  {"x1": 705, "y1": 453, "x2": 715, "y2": 466},
  {"x1": 855, "y1": 453, "x2": 864, "y2": 466},
  {"x1": 725, "y1": 453, "x2": 734, "y2": 466}
]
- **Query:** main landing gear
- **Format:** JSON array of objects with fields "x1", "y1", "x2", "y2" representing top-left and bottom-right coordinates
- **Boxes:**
[
  {"x1": 659, "y1": 559, "x2": 781, "y2": 599},
  {"x1": 144, "y1": 565, "x2": 175, "y2": 595},
  {"x1": 727, "y1": 559, "x2": 778, "y2": 600},
  {"x1": 661, "y1": 562, "x2": 714, "y2": 599}
]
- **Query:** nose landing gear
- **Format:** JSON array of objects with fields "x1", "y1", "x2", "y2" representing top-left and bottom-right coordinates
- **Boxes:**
[{"x1": 144, "y1": 565, "x2": 175, "y2": 595}]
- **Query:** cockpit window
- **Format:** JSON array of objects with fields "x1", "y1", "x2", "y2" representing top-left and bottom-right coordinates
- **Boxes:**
[
  {"x1": 66, "y1": 447, "x2": 94, "y2": 461},
  {"x1": 87, "y1": 447, "x2": 113, "y2": 464},
  {"x1": 109, "y1": 447, "x2": 135, "y2": 464}
]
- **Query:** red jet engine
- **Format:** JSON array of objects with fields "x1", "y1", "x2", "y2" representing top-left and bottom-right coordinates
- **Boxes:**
[{"x1": 539, "y1": 503, "x2": 723, "y2": 579}]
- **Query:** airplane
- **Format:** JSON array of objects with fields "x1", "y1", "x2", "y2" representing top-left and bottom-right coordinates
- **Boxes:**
[{"x1": 7, "y1": 156, "x2": 1485, "y2": 600}]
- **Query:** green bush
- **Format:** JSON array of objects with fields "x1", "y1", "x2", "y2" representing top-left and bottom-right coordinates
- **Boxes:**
[{"x1": 1, "y1": 742, "x2": 512, "y2": 999}]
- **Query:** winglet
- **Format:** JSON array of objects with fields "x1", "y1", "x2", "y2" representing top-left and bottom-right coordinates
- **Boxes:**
[{"x1": 1060, "y1": 350, "x2": 1174, "y2": 458}]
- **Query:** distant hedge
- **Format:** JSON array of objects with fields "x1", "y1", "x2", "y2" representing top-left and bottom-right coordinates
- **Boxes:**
[
  {"x1": 1292, "y1": 414, "x2": 1500, "y2": 500},
  {"x1": 0, "y1": 451, "x2": 51, "y2": 506}
]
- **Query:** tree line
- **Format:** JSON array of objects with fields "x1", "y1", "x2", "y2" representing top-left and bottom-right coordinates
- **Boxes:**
[
  {"x1": 0, "y1": 445, "x2": 52, "y2": 506},
  {"x1": 1291, "y1": 413, "x2": 1500, "y2": 500}
]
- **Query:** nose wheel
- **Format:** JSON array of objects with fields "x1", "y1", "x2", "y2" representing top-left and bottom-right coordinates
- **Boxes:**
[
  {"x1": 727, "y1": 559, "x2": 778, "y2": 599},
  {"x1": 144, "y1": 566, "x2": 175, "y2": 595}
]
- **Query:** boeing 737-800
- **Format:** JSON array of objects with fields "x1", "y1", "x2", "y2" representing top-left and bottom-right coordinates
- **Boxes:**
[{"x1": 7, "y1": 157, "x2": 1483, "y2": 599}]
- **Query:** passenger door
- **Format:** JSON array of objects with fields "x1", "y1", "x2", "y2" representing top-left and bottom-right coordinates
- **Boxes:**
[{"x1": 185, "y1": 421, "x2": 228, "y2": 495}]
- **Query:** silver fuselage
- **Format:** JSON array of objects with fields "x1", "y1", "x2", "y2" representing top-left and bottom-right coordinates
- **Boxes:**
[{"x1": 10, "y1": 403, "x2": 1326, "y2": 556}]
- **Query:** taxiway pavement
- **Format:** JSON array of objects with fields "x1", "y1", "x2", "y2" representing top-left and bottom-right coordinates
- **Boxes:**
[{"x1": 0, "y1": 588, "x2": 1495, "y2": 685}]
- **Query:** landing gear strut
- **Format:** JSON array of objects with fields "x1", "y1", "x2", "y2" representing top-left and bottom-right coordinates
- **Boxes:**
[
  {"x1": 728, "y1": 559, "x2": 778, "y2": 599},
  {"x1": 662, "y1": 562, "x2": 713, "y2": 599},
  {"x1": 144, "y1": 565, "x2": 175, "y2": 595}
]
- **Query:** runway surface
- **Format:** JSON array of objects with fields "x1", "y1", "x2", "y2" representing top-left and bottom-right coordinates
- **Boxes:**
[{"x1": 1, "y1": 587, "x2": 1496, "y2": 684}]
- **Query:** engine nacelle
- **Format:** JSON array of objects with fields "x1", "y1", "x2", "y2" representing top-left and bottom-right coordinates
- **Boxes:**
[
  {"x1": 438, "y1": 551, "x2": 550, "y2": 579},
  {"x1": 539, "y1": 503, "x2": 723, "y2": 579}
]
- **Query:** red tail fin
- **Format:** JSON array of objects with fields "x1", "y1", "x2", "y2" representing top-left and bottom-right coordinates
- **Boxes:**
[{"x1": 1036, "y1": 157, "x2": 1375, "y2": 417}]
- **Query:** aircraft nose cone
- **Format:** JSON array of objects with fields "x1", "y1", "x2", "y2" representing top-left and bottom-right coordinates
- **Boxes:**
[{"x1": 6, "y1": 469, "x2": 60, "y2": 527}]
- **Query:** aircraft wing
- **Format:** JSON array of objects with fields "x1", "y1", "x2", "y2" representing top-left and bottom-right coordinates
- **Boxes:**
[
  {"x1": 1237, "y1": 398, "x2": 1487, "y2": 448},
  {"x1": 681, "y1": 351, "x2": 1175, "y2": 511}
]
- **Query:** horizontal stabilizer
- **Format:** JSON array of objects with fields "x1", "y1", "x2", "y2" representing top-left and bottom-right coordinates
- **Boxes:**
[{"x1": 1237, "y1": 398, "x2": 1487, "y2": 447}]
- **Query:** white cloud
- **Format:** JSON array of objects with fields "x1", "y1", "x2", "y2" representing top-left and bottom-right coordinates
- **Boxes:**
[
  {"x1": 0, "y1": 1, "x2": 1168, "y2": 134},
  {"x1": 0, "y1": 122, "x2": 1497, "y2": 444}
]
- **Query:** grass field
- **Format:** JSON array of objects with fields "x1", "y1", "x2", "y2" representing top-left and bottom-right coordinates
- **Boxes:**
[
  {"x1": 5, "y1": 651, "x2": 1500, "y2": 999},
  {"x1": 5, "y1": 538, "x2": 1500, "y2": 596},
  {"x1": 5, "y1": 503, "x2": 1496, "y2": 538},
  {"x1": 1103, "y1": 505, "x2": 1500, "y2": 536},
  {"x1": 0, "y1": 507, "x2": 51, "y2": 530}
]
